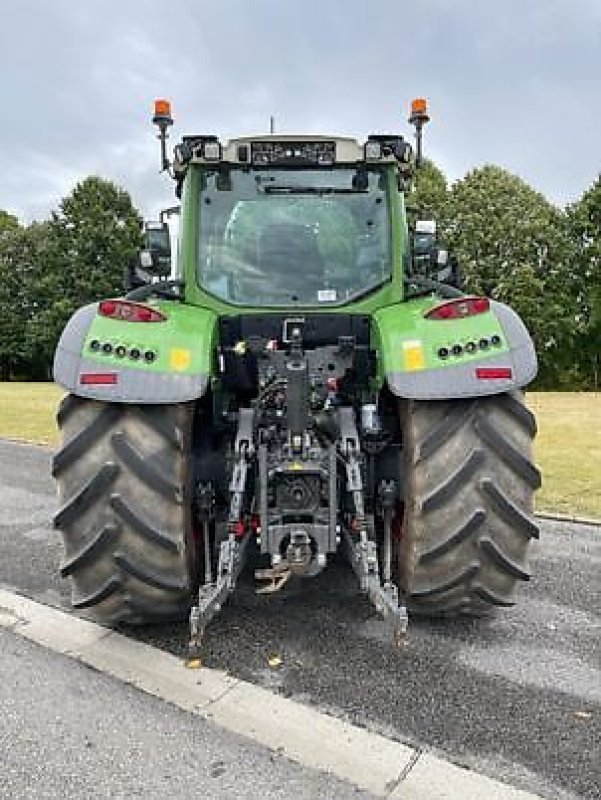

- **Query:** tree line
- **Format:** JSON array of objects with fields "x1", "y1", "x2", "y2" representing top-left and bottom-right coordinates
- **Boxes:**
[
  {"x1": 0, "y1": 167, "x2": 599, "y2": 387},
  {"x1": 0, "y1": 178, "x2": 141, "y2": 380},
  {"x1": 411, "y1": 163, "x2": 600, "y2": 388}
]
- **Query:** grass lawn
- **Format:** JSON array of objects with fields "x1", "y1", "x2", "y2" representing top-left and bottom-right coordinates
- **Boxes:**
[
  {"x1": 0, "y1": 383, "x2": 599, "y2": 519},
  {"x1": 0, "y1": 382, "x2": 64, "y2": 447},
  {"x1": 527, "y1": 391, "x2": 601, "y2": 519}
]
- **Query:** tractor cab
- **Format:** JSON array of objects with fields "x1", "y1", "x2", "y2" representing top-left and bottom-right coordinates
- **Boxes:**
[{"x1": 171, "y1": 133, "x2": 412, "y2": 309}]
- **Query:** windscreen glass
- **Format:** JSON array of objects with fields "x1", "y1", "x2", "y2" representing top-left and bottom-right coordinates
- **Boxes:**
[{"x1": 197, "y1": 167, "x2": 391, "y2": 306}]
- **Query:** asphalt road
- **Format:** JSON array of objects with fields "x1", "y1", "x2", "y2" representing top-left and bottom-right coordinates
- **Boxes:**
[
  {"x1": 0, "y1": 439, "x2": 599, "y2": 800},
  {"x1": 0, "y1": 627, "x2": 377, "y2": 800}
]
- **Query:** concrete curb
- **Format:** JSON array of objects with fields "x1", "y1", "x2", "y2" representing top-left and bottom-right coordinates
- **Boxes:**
[
  {"x1": 535, "y1": 511, "x2": 601, "y2": 527},
  {"x1": 0, "y1": 589, "x2": 545, "y2": 800}
]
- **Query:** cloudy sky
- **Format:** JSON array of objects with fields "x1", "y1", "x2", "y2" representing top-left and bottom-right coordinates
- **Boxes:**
[{"x1": 2, "y1": 0, "x2": 599, "y2": 222}]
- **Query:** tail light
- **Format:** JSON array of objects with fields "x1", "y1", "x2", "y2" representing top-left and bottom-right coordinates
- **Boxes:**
[
  {"x1": 425, "y1": 297, "x2": 490, "y2": 320},
  {"x1": 98, "y1": 300, "x2": 166, "y2": 323}
]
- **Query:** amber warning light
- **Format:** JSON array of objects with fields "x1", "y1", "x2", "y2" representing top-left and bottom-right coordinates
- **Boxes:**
[
  {"x1": 409, "y1": 97, "x2": 430, "y2": 123},
  {"x1": 408, "y1": 96, "x2": 430, "y2": 167},
  {"x1": 152, "y1": 99, "x2": 174, "y2": 172},
  {"x1": 153, "y1": 99, "x2": 172, "y2": 122}
]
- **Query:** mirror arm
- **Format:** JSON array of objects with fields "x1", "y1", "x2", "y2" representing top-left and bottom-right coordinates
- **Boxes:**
[{"x1": 125, "y1": 279, "x2": 184, "y2": 302}]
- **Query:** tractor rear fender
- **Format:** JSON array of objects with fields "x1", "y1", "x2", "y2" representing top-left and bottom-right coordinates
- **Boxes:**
[
  {"x1": 374, "y1": 299, "x2": 537, "y2": 400},
  {"x1": 53, "y1": 300, "x2": 216, "y2": 403}
]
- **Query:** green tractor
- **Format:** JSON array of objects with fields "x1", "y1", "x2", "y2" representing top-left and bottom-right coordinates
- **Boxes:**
[{"x1": 52, "y1": 98, "x2": 541, "y2": 650}]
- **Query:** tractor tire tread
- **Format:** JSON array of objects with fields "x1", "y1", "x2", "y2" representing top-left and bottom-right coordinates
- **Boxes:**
[
  {"x1": 480, "y1": 479, "x2": 539, "y2": 539},
  {"x1": 111, "y1": 432, "x2": 182, "y2": 502},
  {"x1": 60, "y1": 522, "x2": 117, "y2": 577},
  {"x1": 400, "y1": 391, "x2": 539, "y2": 616},
  {"x1": 54, "y1": 395, "x2": 194, "y2": 624},
  {"x1": 52, "y1": 405, "x2": 120, "y2": 477},
  {"x1": 54, "y1": 463, "x2": 119, "y2": 528},
  {"x1": 110, "y1": 494, "x2": 180, "y2": 553}
]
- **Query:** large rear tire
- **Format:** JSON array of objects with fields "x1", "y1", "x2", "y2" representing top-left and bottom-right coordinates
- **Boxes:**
[
  {"x1": 53, "y1": 395, "x2": 196, "y2": 624},
  {"x1": 399, "y1": 391, "x2": 541, "y2": 615}
]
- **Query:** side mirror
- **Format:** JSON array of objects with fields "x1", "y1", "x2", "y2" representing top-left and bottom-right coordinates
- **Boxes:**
[
  {"x1": 143, "y1": 221, "x2": 172, "y2": 277},
  {"x1": 412, "y1": 219, "x2": 437, "y2": 272},
  {"x1": 125, "y1": 221, "x2": 172, "y2": 291},
  {"x1": 430, "y1": 248, "x2": 461, "y2": 288}
]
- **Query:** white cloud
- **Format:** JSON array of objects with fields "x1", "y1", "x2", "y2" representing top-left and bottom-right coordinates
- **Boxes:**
[{"x1": 1, "y1": 0, "x2": 599, "y2": 222}]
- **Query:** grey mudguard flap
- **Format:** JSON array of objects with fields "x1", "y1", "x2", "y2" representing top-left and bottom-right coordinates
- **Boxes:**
[
  {"x1": 387, "y1": 300, "x2": 538, "y2": 400},
  {"x1": 53, "y1": 304, "x2": 209, "y2": 404}
]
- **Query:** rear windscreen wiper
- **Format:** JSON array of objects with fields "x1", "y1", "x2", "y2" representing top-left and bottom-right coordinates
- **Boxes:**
[{"x1": 262, "y1": 186, "x2": 367, "y2": 195}]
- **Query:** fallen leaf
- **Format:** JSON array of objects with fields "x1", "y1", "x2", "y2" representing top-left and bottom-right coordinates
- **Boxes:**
[
  {"x1": 185, "y1": 657, "x2": 202, "y2": 670},
  {"x1": 268, "y1": 655, "x2": 282, "y2": 668}
]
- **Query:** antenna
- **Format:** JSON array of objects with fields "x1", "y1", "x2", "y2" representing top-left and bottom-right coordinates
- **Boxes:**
[{"x1": 270, "y1": 115, "x2": 275, "y2": 134}]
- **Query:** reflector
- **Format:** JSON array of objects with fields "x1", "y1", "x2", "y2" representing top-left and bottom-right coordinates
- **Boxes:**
[
  {"x1": 79, "y1": 373, "x2": 118, "y2": 385},
  {"x1": 476, "y1": 367, "x2": 513, "y2": 380}
]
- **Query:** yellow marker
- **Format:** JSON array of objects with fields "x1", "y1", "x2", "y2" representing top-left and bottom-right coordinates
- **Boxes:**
[
  {"x1": 402, "y1": 339, "x2": 425, "y2": 371},
  {"x1": 170, "y1": 348, "x2": 192, "y2": 371}
]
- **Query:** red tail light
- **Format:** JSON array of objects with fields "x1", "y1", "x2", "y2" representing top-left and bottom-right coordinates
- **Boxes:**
[
  {"x1": 425, "y1": 297, "x2": 490, "y2": 320},
  {"x1": 476, "y1": 367, "x2": 513, "y2": 380},
  {"x1": 98, "y1": 300, "x2": 166, "y2": 323}
]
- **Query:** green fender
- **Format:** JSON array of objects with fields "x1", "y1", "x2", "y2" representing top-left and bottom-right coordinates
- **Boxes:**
[
  {"x1": 373, "y1": 297, "x2": 537, "y2": 399},
  {"x1": 53, "y1": 299, "x2": 217, "y2": 403}
]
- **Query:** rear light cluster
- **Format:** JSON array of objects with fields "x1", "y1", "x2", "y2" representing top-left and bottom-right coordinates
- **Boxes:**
[
  {"x1": 425, "y1": 297, "x2": 490, "y2": 321},
  {"x1": 437, "y1": 335, "x2": 502, "y2": 360},
  {"x1": 89, "y1": 339, "x2": 157, "y2": 363},
  {"x1": 99, "y1": 300, "x2": 166, "y2": 323}
]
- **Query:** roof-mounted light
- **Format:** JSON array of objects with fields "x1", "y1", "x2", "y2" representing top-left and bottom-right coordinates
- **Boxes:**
[
  {"x1": 153, "y1": 99, "x2": 173, "y2": 126},
  {"x1": 409, "y1": 97, "x2": 430, "y2": 125},
  {"x1": 152, "y1": 99, "x2": 174, "y2": 172},
  {"x1": 364, "y1": 141, "x2": 382, "y2": 160},
  {"x1": 202, "y1": 140, "x2": 222, "y2": 161}
]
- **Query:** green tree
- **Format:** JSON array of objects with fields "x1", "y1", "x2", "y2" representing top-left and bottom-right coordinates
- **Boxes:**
[
  {"x1": 406, "y1": 159, "x2": 448, "y2": 228},
  {"x1": 0, "y1": 210, "x2": 19, "y2": 235},
  {"x1": 444, "y1": 165, "x2": 578, "y2": 386},
  {"x1": 567, "y1": 174, "x2": 601, "y2": 387},
  {"x1": 26, "y1": 177, "x2": 142, "y2": 370},
  {"x1": 0, "y1": 212, "x2": 26, "y2": 379}
]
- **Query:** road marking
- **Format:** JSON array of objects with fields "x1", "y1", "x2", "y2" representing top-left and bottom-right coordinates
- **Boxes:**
[{"x1": 0, "y1": 588, "x2": 546, "y2": 800}]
